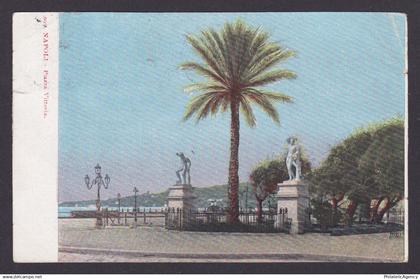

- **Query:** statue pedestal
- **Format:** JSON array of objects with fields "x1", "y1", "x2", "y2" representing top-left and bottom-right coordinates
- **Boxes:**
[
  {"x1": 166, "y1": 184, "x2": 196, "y2": 229},
  {"x1": 167, "y1": 184, "x2": 196, "y2": 210},
  {"x1": 276, "y1": 179, "x2": 310, "y2": 234}
]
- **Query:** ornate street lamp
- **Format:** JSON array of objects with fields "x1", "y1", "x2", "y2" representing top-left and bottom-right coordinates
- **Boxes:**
[
  {"x1": 245, "y1": 186, "x2": 249, "y2": 210},
  {"x1": 117, "y1": 193, "x2": 121, "y2": 212},
  {"x1": 133, "y1": 187, "x2": 139, "y2": 225},
  {"x1": 239, "y1": 186, "x2": 249, "y2": 212},
  {"x1": 85, "y1": 163, "x2": 110, "y2": 228},
  {"x1": 117, "y1": 193, "x2": 121, "y2": 224}
]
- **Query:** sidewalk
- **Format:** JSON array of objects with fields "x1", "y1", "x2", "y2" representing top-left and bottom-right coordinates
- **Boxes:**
[{"x1": 59, "y1": 219, "x2": 405, "y2": 262}]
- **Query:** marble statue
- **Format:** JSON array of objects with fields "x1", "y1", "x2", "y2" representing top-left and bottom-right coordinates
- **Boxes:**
[
  {"x1": 286, "y1": 137, "x2": 302, "y2": 180},
  {"x1": 176, "y1": 152, "x2": 191, "y2": 185}
]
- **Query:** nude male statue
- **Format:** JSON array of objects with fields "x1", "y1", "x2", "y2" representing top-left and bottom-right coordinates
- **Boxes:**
[
  {"x1": 286, "y1": 137, "x2": 302, "y2": 181},
  {"x1": 176, "y1": 152, "x2": 191, "y2": 185}
]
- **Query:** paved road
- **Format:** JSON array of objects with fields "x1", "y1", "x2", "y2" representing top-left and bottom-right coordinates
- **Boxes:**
[
  {"x1": 58, "y1": 252, "x2": 325, "y2": 262},
  {"x1": 59, "y1": 219, "x2": 405, "y2": 262}
]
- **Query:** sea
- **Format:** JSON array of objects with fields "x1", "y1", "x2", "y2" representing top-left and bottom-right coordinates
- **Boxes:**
[{"x1": 58, "y1": 206, "x2": 165, "y2": 218}]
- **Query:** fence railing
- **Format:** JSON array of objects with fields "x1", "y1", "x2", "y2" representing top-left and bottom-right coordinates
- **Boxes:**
[
  {"x1": 164, "y1": 207, "x2": 291, "y2": 233},
  {"x1": 108, "y1": 208, "x2": 166, "y2": 226},
  {"x1": 385, "y1": 208, "x2": 404, "y2": 225}
]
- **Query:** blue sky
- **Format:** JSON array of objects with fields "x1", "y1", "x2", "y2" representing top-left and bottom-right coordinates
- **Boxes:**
[{"x1": 58, "y1": 13, "x2": 406, "y2": 202}]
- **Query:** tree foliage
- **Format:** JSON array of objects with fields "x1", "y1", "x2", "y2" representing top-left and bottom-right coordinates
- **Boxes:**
[
  {"x1": 308, "y1": 117, "x2": 404, "y2": 223},
  {"x1": 180, "y1": 19, "x2": 296, "y2": 126},
  {"x1": 250, "y1": 150, "x2": 311, "y2": 221}
]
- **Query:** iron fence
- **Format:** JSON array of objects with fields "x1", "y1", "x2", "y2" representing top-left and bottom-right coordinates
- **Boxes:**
[
  {"x1": 385, "y1": 208, "x2": 404, "y2": 225},
  {"x1": 100, "y1": 208, "x2": 166, "y2": 227},
  {"x1": 164, "y1": 207, "x2": 291, "y2": 233}
]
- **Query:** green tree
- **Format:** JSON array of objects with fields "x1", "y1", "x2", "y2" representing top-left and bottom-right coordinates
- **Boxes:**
[
  {"x1": 358, "y1": 119, "x2": 404, "y2": 222},
  {"x1": 180, "y1": 19, "x2": 296, "y2": 223},
  {"x1": 250, "y1": 153, "x2": 311, "y2": 222},
  {"x1": 308, "y1": 117, "x2": 404, "y2": 224},
  {"x1": 308, "y1": 130, "x2": 373, "y2": 224}
]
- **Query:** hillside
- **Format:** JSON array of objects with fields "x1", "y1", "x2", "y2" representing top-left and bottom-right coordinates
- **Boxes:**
[{"x1": 59, "y1": 182, "x2": 276, "y2": 209}]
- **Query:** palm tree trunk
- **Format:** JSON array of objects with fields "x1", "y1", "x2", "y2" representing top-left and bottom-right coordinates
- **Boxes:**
[{"x1": 228, "y1": 99, "x2": 240, "y2": 224}]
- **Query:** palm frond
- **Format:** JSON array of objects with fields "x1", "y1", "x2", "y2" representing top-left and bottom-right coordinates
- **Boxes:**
[
  {"x1": 229, "y1": 19, "x2": 249, "y2": 80},
  {"x1": 243, "y1": 91, "x2": 280, "y2": 124},
  {"x1": 200, "y1": 30, "x2": 227, "y2": 70},
  {"x1": 210, "y1": 94, "x2": 227, "y2": 115},
  {"x1": 235, "y1": 28, "x2": 260, "y2": 82},
  {"x1": 220, "y1": 95, "x2": 230, "y2": 112},
  {"x1": 247, "y1": 27, "x2": 269, "y2": 59},
  {"x1": 245, "y1": 48, "x2": 295, "y2": 82},
  {"x1": 241, "y1": 42, "x2": 279, "y2": 78},
  {"x1": 183, "y1": 82, "x2": 227, "y2": 93},
  {"x1": 221, "y1": 20, "x2": 244, "y2": 84},
  {"x1": 208, "y1": 28, "x2": 229, "y2": 67},
  {"x1": 246, "y1": 69, "x2": 297, "y2": 87},
  {"x1": 244, "y1": 88, "x2": 293, "y2": 103},
  {"x1": 183, "y1": 91, "x2": 223, "y2": 121},
  {"x1": 186, "y1": 34, "x2": 227, "y2": 83},
  {"x1": 194, "y1": 93, "x2": 225, "y2": 122},
  {"x1": 239, "y1": 95, "x2": 257, "y2": 127},
  {"x1": 179, "y1": 62, "x2": 226, "y2": 84}
]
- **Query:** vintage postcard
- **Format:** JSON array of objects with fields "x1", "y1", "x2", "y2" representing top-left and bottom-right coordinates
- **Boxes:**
[{"x1": 13, "y1": 12, "x2": 407, "y2": 263}]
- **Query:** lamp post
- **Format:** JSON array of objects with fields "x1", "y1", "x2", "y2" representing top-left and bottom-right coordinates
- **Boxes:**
[
  {"x1": 117, "y1": 193, "x2": 121, "y2": 224},
  {"x1": 84, "y1": 164, "x2": 110, "y2": 228},
  {"x1": 245, "y1": 186, "x2": 249, "y2": 210},
  {"x1": 133, "y1": 187, "x2": 139, "y2": 226},
  {"x1": 239, "y1": 187, "x2": 249, "y2": 212}
]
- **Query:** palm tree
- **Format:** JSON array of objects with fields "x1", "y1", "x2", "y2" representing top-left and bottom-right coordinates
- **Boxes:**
[{"x1": 179, "y1": 19, "x2": 296, "y2": 223}]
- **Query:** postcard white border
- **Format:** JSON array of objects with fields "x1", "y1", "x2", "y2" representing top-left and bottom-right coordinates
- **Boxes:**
[{"x1": 13, "y1": 12, "x2": 59, "y2": 262}]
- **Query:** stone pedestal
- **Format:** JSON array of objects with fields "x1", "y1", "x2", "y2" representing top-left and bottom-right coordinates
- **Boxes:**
[
  {"x1": 166, "y1": 184, "x2": 196, "y2": 229},
  {"x1": 167, "y1": 184, "x2": 196, "y2": 210},
  {"x1": 276, "y1": 179, "x2": 310, "y2": 234}
]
